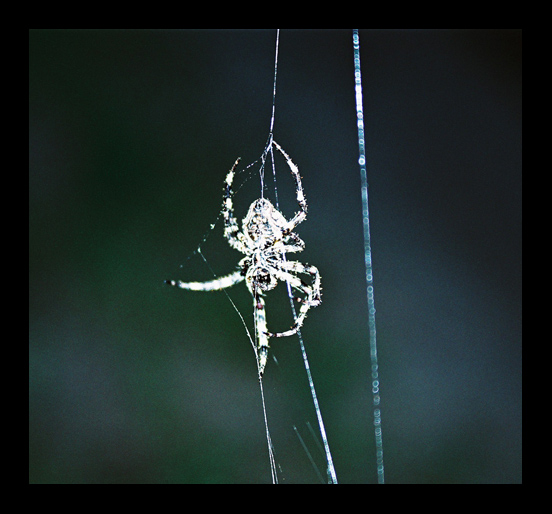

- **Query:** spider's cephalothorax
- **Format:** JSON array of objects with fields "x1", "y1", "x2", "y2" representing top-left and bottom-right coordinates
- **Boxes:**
[{"x1": 166, "y1": 140, "x2": 321, "y2": 378}]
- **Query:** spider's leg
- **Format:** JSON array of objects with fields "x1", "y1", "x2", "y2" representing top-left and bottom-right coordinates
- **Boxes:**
[
  {"x1": 253, "y1": 291, "x2": 270, "y2": 378},
  {"x1": 280, "y1": 233, "x2": 305, "y2": 255},
  {"x1": 222, "y1": 157, "x2": 248, "y2": 253},
  {"x1": 272, "y1": 140, "x2": 307, "y2": 229},
  {"x1": 266, "y1": 264, "x2": 322, "y2": 338},
  {"x1": 165, "y1": 270, "x2": 244, "y2": 291},
  {"x1": 282, "y1": 260, "x2": 322, "y2": 305}
]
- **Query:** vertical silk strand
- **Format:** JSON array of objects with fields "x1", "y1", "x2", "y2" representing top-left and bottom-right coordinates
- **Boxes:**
[
  {"x1": 353, "y1": 29, "x2": 385, "y2": 484},
  {"x1": 269, "y1": 29, "x2": 280, "y2": 136}
]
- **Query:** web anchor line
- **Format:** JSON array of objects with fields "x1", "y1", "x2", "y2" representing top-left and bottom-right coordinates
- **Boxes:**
[{"x1": 353, "y1": 29, "x2": 385, "y2": 484}]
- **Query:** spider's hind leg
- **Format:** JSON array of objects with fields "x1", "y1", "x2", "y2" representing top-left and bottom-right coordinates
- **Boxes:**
[{"x1": 266, "y1": 263, "x2": 322, "y2": 339}]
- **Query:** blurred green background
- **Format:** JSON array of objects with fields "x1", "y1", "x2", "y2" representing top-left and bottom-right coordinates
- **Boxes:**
[{"x1": 29, "y1": 29, "x2": 522, "y2": 484}]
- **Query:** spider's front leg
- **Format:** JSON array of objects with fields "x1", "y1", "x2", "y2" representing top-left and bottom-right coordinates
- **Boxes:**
[{"x1": 272, "y1": 141, "x2": 308, "y2": 230}]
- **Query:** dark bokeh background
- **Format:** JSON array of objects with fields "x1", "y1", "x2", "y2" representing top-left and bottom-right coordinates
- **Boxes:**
[{"x1": 29, "y1": 29, "x2": 522, "y2": 484}]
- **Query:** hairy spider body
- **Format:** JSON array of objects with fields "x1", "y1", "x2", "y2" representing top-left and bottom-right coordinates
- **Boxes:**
[{"x1": 166, "y1": 140, "x2": 321, "y2": 378}]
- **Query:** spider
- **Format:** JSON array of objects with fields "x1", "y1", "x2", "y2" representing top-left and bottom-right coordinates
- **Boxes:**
[{"x1": 165, "y1": 140, "x2": 321, "y2": 378}]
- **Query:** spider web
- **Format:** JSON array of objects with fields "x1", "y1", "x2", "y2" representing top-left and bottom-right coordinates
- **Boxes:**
[{"x1": 171, "y1": 30, "x2": 338, "y2": 484}]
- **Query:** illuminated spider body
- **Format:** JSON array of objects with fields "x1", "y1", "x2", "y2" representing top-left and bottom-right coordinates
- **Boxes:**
[{"x1": 166, "y1": 141, "x2": 321, "y2": 378}]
